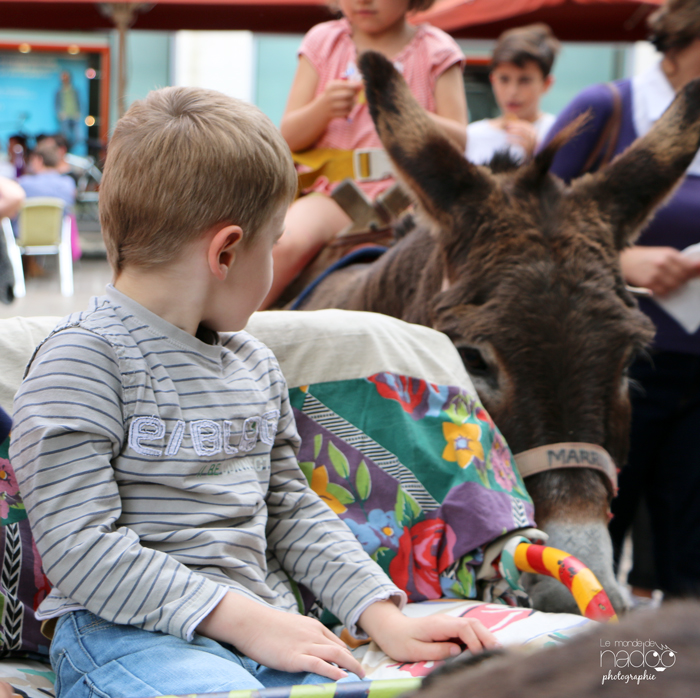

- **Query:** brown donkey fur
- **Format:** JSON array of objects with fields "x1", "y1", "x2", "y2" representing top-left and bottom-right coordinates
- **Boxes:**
[{"x1": 297, "y1": 51, "x2": 700, "y2": 614}]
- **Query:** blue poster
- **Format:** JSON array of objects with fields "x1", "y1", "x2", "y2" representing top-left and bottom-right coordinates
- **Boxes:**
[{"x1": 0, "y1": 52, "x2": 90, "y2": 156}]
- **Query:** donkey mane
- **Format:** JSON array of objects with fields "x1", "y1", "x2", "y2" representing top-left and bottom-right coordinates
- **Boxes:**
[{"x1": 487, "y1": 150, "x2": 521, "y2": 174}]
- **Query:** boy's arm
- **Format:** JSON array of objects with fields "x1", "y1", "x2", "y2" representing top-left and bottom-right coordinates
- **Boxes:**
[
  {"x1": 264, "y1": 363, "x2": 405, "y2": 637},
  {"x1": 262, "y1": 362, "x2": 498, "y2": 660},
  {"x1": 10, "y1": 328, "x2": 228, "y2": 640}
]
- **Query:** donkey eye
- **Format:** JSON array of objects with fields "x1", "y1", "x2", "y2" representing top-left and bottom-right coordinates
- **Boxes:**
[{"x1": 459, "y1": 347, "x2": 489, "y2": 374}]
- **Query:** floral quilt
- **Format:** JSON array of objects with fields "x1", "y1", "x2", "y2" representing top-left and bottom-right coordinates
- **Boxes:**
[{"x1": 290, "y1": 372, "x2": 536, "y2": 605}]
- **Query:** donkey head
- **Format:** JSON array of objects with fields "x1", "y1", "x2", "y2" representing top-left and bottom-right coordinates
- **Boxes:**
[{"x1": 360, "y1": 51, "x2": 700, "y2": 613}]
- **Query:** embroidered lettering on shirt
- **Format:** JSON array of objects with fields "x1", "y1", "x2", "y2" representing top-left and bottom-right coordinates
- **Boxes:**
[
  {"x1": 191, "y1": 420, "x2": 223, "y2": 456},
  {"x1": 260, "y1": 410, "x2": 280, "y2": 446},
  {"x1": 164, "y1": 420, "x2": 186, "y2": 456},
  {"x1": 129, "y1": 416, "x2": 166, "y2": 457},
  {"x1": 127, "y1": 413, "x2": 279, "y2": 458},
  {"x1": 238, "y1": 416, "x2": 259, "y2": 453}
]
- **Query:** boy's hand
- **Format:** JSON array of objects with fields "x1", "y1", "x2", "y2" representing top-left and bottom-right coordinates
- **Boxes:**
[
  {"x1": 502, "y1": 118, "x2": 539, "y2": 158},
  {"x1": 320, "y1": 79, "x2": 363, "y2": 120},
  {"x1": 0, "y1": 682, "x2": 19, "y2": 698},
  {"x1": 503, "y1": 119, "x2": 537, "y2": 158},
  {"x1": 359, "y1": 600, "x2": 500, "y2": 662},
  {"x1": 197, "y1": 591, "x2": 364, "y2": 680}
]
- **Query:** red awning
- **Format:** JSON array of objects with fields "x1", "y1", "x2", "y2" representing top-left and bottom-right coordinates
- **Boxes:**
[
  {"x1": 0, "y1": 0, "x2": 336, "y2": 33},
  {"x1": 415, "y1": 0, "x2": 664, "y2": 42}
]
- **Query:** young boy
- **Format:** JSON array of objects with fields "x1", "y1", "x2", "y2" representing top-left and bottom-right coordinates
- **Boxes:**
[
  {"x1": 465, "y1": 23, "x2": 560, "y2": 165},
  {"x1": 9, "y1": 87, "x2": 496, "y2": 698}
]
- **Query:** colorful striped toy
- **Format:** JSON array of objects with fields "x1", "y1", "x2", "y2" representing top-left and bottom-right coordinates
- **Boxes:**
[{"x1": 508, "y1": 540, "x2": 618, "y2": 622}]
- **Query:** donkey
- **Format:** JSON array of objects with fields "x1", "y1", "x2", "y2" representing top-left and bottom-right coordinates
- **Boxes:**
[{"x1": 295, "y1": 51, "x2": 700, "y2": 614}]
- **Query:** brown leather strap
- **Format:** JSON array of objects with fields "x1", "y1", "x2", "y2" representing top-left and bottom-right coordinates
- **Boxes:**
[
  {"x1": 580, "y1": 83, "x2": 622, "y2": 175},
  {"x1": 514, "y1": 442, "x2": 618, "y2": 496}
]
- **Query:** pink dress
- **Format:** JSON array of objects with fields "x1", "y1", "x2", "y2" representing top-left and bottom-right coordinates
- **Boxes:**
[{"x1": 299, "y1": 18, "x2": 465, "y2": 199}]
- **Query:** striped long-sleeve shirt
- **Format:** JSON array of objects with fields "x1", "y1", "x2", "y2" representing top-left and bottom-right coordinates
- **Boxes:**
[{"x1": 10, "y1": 286, "x2": 403, "y2": 641}]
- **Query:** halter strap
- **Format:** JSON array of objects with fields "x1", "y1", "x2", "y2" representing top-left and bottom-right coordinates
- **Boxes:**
[{"x1": 513, "y1": 442, "x2": 618, "y2": 496}]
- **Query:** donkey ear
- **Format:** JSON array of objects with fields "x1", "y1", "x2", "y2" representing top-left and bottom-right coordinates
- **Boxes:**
[
  {"x1": 570, "y1": 78, "x2": 700, "y2": 250},
  {"x1": 359, "y1": 51, "x2": 494, "y2": 229},
  {"x1": 516, "y1": 113, "x2": 590, "y2": 188}
]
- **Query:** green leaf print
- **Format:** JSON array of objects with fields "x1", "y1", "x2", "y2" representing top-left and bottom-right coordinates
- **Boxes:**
[
  {"x1": 395, "y1": 488, "x2": 406, "y2": 527},
  {"x1": 314, "y1": 433, "x2": 323, "y2": 460},
  {"x1": 298, "y1": 461, "x2": 314, "y2": 485},
  {"x1": 326, "y1": 482, "x2": 355, "y2": 505},
  {"x1": 394, "y1": 488, "x2": 421, "y2": 528},
  {"x1": 405, "y1": 490, "x2": 421, "y2": 519},
  {"x1": 444, "y1": 395, "x2": 471, "y2": 425},
  {"x1": 455, "y1": 557, "x2": 477, "y2": 598},
  {"x1": 356, "y1": 461, "x2": 371, "y2": 501},
  {"x1": 374, "y1": 546, "x2": 395, "y2": 572},
  {"x1": 327, "y1": 442, "x2": 350, "y2": 479}
]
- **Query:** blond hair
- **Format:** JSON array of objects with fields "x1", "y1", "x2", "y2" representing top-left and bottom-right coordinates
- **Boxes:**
[{"x1": 100, "y1": 86, "x2": 296, "y2": 274}]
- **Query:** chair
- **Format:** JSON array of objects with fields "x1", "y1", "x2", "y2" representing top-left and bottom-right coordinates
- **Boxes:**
[{"x1": 1, "y1": 197, "x2": 74, "y2": 298}]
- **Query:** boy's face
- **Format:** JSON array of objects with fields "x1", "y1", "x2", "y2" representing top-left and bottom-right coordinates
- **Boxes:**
[
  {"x1": 209, "y1": 203, "x2": 286, "y2": 332},
  {"x1": 490, "y1": 60, "x2": 553, "y2": 122}
]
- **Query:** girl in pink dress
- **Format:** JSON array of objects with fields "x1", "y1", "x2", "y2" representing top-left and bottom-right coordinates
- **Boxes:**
[{"x1": 263, "y1": 0, "x2": 467, "y2": 307}]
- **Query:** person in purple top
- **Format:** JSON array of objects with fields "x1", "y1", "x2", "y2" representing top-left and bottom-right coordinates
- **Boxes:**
[{"x1": 543, "y1": 0, "x2": 700, "y2": 601}]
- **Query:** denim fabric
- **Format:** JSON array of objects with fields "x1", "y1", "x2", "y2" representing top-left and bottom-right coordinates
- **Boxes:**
[{"x1": 52, "y1": 610, "x2": 361, "y2": 698}]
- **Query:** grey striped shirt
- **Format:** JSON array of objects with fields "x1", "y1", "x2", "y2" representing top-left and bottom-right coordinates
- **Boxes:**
[{"x1": 10, "y1": 286, "x2": 403, "y2": 641}]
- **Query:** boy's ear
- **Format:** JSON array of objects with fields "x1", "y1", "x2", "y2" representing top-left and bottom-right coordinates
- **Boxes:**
[
  {"x1": 208, "y1": 224, "x2": 243, "y2": 281},
  {"x1": 543, "y1": 74, "x2": 554, "y2": 93}
]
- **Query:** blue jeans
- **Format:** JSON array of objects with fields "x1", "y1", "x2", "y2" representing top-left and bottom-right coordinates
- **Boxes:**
[{"x1": 52, "y1": 610, "x2": 361, "y2": 698}]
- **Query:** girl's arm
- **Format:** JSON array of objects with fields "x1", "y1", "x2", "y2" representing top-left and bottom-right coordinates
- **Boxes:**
[
  {"x1": 428, "y1": 64, "x2": 468, "y2": 151},
  {"x1": 280, "y1": 56, "x2": 362, "y2": 152}
]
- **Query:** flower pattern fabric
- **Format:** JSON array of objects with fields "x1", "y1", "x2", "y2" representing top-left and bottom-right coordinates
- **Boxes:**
[
  {"x1": 441, "y1": 422, "x2": 484, "y2": 469},
  {"x1": 0, "y1": 435, "x2": 52, "y2": 657},
  {"x1": 390, "y1": 518, "x2": 457, "y2": 601},
  {"x1": 0, "y1": 455, "x2": 20, "y2": 520},
  {"x1": 290, "y1": 372, "x2": 534, "y2": 605}
]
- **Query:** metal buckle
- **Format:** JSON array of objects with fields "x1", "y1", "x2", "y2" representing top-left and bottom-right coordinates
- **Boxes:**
[{"x1": 352, "y1": 148, "x2": 394, "y2": 183}]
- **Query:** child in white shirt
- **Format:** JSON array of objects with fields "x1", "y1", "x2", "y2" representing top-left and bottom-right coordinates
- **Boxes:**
[{"x1": 466, "y1": 23, "x2": 559, "y2": 166}]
